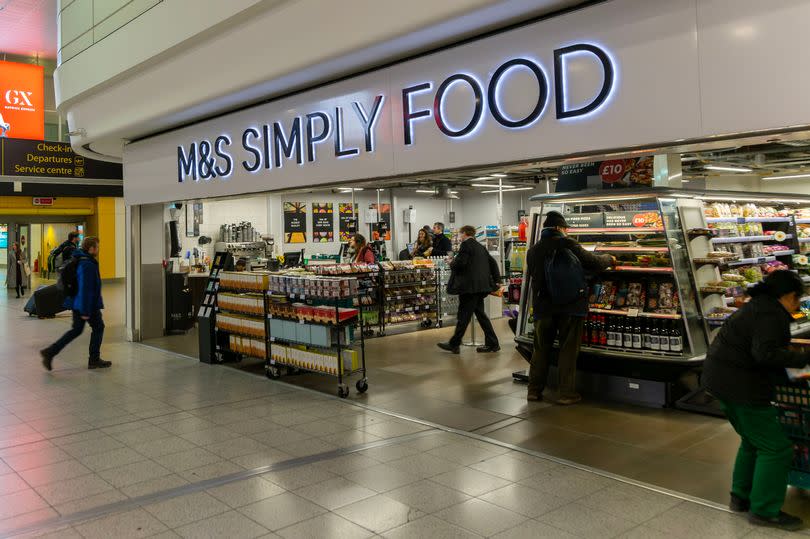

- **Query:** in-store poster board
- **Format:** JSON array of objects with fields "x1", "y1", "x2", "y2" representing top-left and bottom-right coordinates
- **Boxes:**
[
  {"x1": 338, "y1": 203, "x2": 357, "y2": 241},
  {"x1": 556, "y1": 157, "x2": 654, "y2": 192},
  {"x1": 312, "y1": 203, "x2": 334, "y2": 242},
  {"x1": 1, "y1": 139, "x2": 123, "y2": 179},
  {"x1": 371, "y1": 203, "x2": 391, "y2": 241},
  {"x1": 0, "y1": 62, "x2": 44, "y2": 141},
  {"x1": 283, "y1": 202, "x2": 307, "y2": 243},
  {"x1": 0, "y1": 225, "x2": 6, "y2": 249},
  {"x1": 565, "y1": 212, "x2": 605, "y2": 229},
  {"x1": 564, "y1": 211, "x2": 662, "y2": 229}
]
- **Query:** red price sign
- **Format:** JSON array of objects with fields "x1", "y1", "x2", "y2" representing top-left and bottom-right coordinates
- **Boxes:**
[
  {"x1": 632, "y1": 214, "x2": 647, "y2": 227},
  {"x1": 599, "y1": 160, "x2": 627, "y2": 183}
]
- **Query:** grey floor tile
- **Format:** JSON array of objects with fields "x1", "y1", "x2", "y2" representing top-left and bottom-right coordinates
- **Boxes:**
[
  {"x1": 357, "y1": 444, "x2": 421, "y2": 463},
  {"x1": 1, "y1": 446, "x2": 72, "y2": 472},
  {"x1": 577, "y1": 483, "x2": 682, "y2": 524},
  {"x1": 518, "y1": 465, "x2": 613, "y2": 502},
  {"x1": 387, "y1": 453, "x2": 460, "y2": 479},
  {"x1": 643, "y1": 502, "x2": 753, "y2": 538},
  {"x1": 385, "y1": 480, "x2": 471, "y2": 514},
  {"x1": 426, "y1": 443, "x2": 504, "y2": 466},
  {"x1": 262, "y1": 466, "x2": 338, "y2": 491},
  {"x1": 53, "y1": 488, "x2": 128, "y2": 516},
  {"x1": 120, "y1": 473, "x2": 189, "y2": 498},
  {"x1": 179, "y1": 427, "x2": 239, "y2": 446},
  {"x1": 153, "y1": 447, "x2": 222, "y2": 473},
  {"x1": 314, "y1": 454, "x2": 381, "y2": 475},
  {"x1": 19, "y1": 459, "x2": 92, "y2": 487},
  {"x1": 205, "y1": 437, "x2": 269, "y2": 459},
  {"x1": 275, "y1": 438, "x2": 339, "y2": 458},
  {"x1": 292, "y1": 419, "x2": 350, "y2": 437},
  {"x1": 130, "y1": 436, "x2": 198, "y2": 458},
  {"x1": 480, "y1": 483, "x2": 569, "y2": 518},
  {"x1": 277, "y1": 512, "x2": 375, "y2": 539},
  {"x1": 97, "y1": 459, "x2": 172, "y2": 488},
  {"x1": 110, "y1": 425, "x2": 172, "y2": 446},
  {"x1": 175, "y1": 509, "x2": 270, "y2": 539},
  {"x1": 294, "y1": 477, "x2": 377, "y2": 510},
  {"x1": 207, "y1": 476, "x2": 286, "y2": 509},
  {"x1": 74, "y1": 508, "x2": 168, "y2": 539},
  {"x1": 0, "y1": 507, "x2": 61, "y2": 537},
  {"x1": 382, "y1": 515, "x2": 483, "y2": 539},
  {"x1": 469, "y1": 453, "x2": 556, "y2": 482},
  {"x1": 615, "y1": 525, "x2": 689, "y2": 538},
  {"x1": 335, "y1": 494, "x2": 425, "y2": 534},
  {"x1": 180, "y1": 460, "x2": 245, "y2": 482},
  {"x1": 145, "y1": 491, "x2": 230, "y2": 528},
  {"x1": 78, "y1": 447, "x2": 148, "y2": 472},
  {"x1": 344, "y1": 463, "x2": 422, "y2": 493},
  {"x1": 435, "y1": 498, "x2": 527, "y2": 537},
  {"x1": 537, "y1": 502, "x2": 638, "y2": 539},
  {"x1": 491, "y1": 519, "x2": 581, "y2": 539},
  {"x1": 249, "y1": 427, "x2": 313, "y2": 448},
  {"x1": 430, "y1": 467, "x2": 512, "y2": 497},
  {"x1": 320, "y1": 430, "x2": 383, "y2": 448},
  {"x1": 239, "y1": 492, "x2": 327, "y2": 531},
  {"x1": 0, "y1": 472, "x2": 33, "y2": 496},
  {"x1": 34, "y1": 474, "x2": 113, "y2": 506},
  {"x1": 230, "y1": 447, "x2": 292, "y2": 469},
  {"x1": 59, "y1": 435, "x2": 126, "y2": 459}
]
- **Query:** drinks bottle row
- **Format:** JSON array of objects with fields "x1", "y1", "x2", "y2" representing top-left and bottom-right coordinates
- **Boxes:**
[{"x1": 583, "y1": 314, "x2": 684, "y2": 353}]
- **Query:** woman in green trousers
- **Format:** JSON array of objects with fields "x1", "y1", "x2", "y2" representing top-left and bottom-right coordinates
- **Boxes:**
[{"x1": 704, "y1": 270, "x2": 810, "y2": 532}]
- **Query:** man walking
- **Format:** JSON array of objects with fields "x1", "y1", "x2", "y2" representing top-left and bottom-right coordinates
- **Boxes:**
[
  {"x1": 56, "y1": 231, "x2": 80, "y2": 268},
  {"x1": 525, "y1": 212, "x2": 613, "y2": 404},
  {"x1": 437, "y1": 225, "x2": 500, "y2": 354},
  {"x1": 40, "y1": 237, "x2": 111, "y2": 371},
  {"x1": 431, "y1": 222, "x2": 453, "y2": 257}
]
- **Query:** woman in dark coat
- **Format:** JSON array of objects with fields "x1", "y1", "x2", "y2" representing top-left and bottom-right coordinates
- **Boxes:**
[
  {"x1": 6, "y1": 242, "x2": 23, "y2": 298},
  {"x1": 704, "y1": 270, "x2": 810, "y2": 531}
]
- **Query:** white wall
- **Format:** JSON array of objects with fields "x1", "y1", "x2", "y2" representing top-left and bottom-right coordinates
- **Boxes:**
[{"x1": 178, "y1": 195, "x2": 269, "y2": 256}]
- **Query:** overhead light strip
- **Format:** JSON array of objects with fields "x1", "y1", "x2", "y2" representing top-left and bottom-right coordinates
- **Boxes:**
[
  {"x1": 480, "y1": 187, "x2": 534, "y2": 194},
  {"x1": 471, "y1": 183, "x2": 515, "y2": 188},
  {"x1": 704, "y1": 165, "x2": 753, "y2": 173},
  {"x1": 762, "y1": 172, "x2": 810, "y2": 181}
]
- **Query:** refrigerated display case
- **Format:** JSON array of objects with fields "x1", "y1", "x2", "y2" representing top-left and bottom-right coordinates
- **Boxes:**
[{"x1": 514, "y1": 188, "x2": 810, "y2": 407}]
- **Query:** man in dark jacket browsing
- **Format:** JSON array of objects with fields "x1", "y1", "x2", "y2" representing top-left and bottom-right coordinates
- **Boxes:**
[
  {"x1": 438, "y1": 225, "x2": 500, "y2": 354},
  {"x1": 40, "y1": 237, "x2": 111, "y2": 371},
  {"x1": 432, "y1": 222, "x2": 453, "y2": 257},
  {"x1": 525, "y1": 211, "x2": 613, "y2": 404}
]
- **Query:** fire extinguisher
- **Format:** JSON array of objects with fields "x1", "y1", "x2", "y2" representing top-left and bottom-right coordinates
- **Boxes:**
[{"x1": 33, "y1": 258, "x2": 39, "y2": 273}]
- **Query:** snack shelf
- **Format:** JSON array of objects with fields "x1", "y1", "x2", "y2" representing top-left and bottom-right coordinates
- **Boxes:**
[
  {"x1": 383, "y1": 293, "x2": 432, "y2": 301},
  {"x1": 711, "y1": 235, "x2": 792, "y2": 244},
  {"x1": 383, "y1": 281, "x2": 432, "y2": 288},
  {"x1": 266, "y1": 358, "x2": 363, "y2": 377},
  {"x1": 725, "y1": 256, "x2": 776, "y2": 267},
  {"x1": 386, "y1": 305, "x2": 437, "y2": 314},
  {"x1": 771, "y1": 250, "x2": 797, "y2": 257},
  {"x1": 706, "y1": 217, "x2": 792, "y2": 223},
  {"x1": 567, "y1": 227, "x2": 665, "y2": 234},
  {"x1": 589, "y1": 308, "x2": 682, "y2": 320},
  {"x1": 606, "y1": 266, "x2": 674, "y2": 273},
  {"x1": 215, "y1": 328, "x2": 266, "y2": 340},
  {"x1": 266, "y1": 313, "x2": 358, "y2": 327},
  {"x1": 216, "y1": 308, "x2": 265, "y2": 318}
]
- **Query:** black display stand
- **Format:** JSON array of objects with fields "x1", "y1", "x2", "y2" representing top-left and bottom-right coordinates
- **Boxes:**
[
  {"x1": 165, "y1": 272, "x2": 194, "y2": 333},
  {"x1": 197, "y1": 252, "x2": 233, "y2": 364}
]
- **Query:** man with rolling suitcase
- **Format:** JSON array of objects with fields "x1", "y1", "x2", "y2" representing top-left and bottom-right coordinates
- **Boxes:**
[{"x1": 40, "y1": 237, "x2": 111, "y2": 371}]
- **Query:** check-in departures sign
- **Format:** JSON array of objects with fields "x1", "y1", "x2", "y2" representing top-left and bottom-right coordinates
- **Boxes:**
[{"x1": 1, "y1": 139, "x2": 122, "y2": 180}]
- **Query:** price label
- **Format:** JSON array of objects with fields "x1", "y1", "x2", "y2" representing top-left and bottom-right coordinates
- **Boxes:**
[
  {"x1": 632, "y1": 215, "x2": 647, "y2": 228},
  {"x1": 627, "y1": 308, "x2": 640, "y2": 317},
  {"x1": 270, "y1": 337, "x2": 275, "y2": 342},
  {"x1": 599, "y1": 160, "x2": 627, "y2": 183},
  {"x1": 299, "y1": 319, "x2": 305, "y2": 324}
]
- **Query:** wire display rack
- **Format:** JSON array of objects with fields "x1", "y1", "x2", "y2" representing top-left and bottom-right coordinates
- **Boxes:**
[{"x1": 775, "y1": 383, "x2": 810, "y2": 489}]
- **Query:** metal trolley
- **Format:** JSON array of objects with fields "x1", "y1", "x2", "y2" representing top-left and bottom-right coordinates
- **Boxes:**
[{"x1": 775, "y1": 383, "x2": 810, "y2": 489}]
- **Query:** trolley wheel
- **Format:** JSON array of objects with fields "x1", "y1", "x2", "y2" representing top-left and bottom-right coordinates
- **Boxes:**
[
  {"x1": 266, "y1": 366, "x2": 281, "y2": 379},
  {"x1": 438, "y1": 320, "x2": 443, "y2": 328},
  {"x1": 338, "y1": 385, "x2": 350, "y2": 398},
  {"x1": 356, "y1": 379, "x2": 368, "y2": 394}
]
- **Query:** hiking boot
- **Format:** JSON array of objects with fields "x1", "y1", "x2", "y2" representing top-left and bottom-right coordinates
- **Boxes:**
[
  {"x1": 729, "y1": 493, "x2": 750, "y2": 513},
  {"x1": 437, "y1": 342, "x2": 460, "y2": 354},
  {"x1": 476, "y1": 345, "x2": 501, "y2": 353},
  {"x1": 749, "y1": 511, "x2": 803, "y2": 531},
  {"x1": 556, "y1": 394, "x2": 583, "y2": 405},
  {"x1": 88, "y1": 359, "x2": 112, "y2": 369},
  {"x1": 40, "y1": 349, "x2": 54, "y2": 372}
]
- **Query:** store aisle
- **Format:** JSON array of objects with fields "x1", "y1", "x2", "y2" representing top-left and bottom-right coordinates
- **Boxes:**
[{"x1": 0, "y1": 283, "x2": 764, "y2": 537}]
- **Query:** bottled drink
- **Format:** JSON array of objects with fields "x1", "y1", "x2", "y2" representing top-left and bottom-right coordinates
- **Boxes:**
[
  {"x1": 670, "y1": 321, "x2": 684, "y2": 353},
  {"x1": 622, "y1": 319, "x2": 633, "y2": 349},
  {"x1": 642, "y1": 319, "x2": 652, "y2": 349},
  {"x1": 632, "y1": 319, "x2": 643, "y2": 349},
  {"x1": 590, "y1": 316, "x2": 600, "y2": 345},
  {"x1": 607, "y1": 317, "x2": 618, "y2": 347},
  {"x1": 599, "y1": 316, "x2": 608, "y2": 346},
  {"x1": 649, "y1": 320, "x2": 661, "y2": 351},
  {"x1": 582, "y1": 315, "x2": 591, "y2": 345},
  {"x1": 659, "y1": 320, "x2": 671, "y2": 352}
]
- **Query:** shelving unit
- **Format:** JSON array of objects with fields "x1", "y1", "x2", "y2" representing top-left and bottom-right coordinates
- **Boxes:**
[{"x1": 379, "y1": 263, "x2": 440, "y2": 333}]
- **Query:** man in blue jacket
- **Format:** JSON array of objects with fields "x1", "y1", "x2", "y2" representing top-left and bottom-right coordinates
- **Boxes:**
[{"x1": 40, "y1": 237, "x2": 111, "y2": 371}]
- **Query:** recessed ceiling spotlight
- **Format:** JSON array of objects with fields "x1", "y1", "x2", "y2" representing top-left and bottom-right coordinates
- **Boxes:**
[{"x1": 704, "y1": 165, "x2": 753, "y2": 173}]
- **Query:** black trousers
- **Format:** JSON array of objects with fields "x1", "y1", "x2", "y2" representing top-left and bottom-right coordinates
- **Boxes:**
[
  {"x1": 528, "y1": 314, "x2": 584, "y2": 397},
  {"x1": 449, "y1": 293, "x2": 499, "y2": 348}
]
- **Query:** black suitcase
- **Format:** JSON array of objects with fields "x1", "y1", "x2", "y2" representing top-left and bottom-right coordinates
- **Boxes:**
[
  {"x1": 24, "y1": 294, "x2": 37, "y2": 316},
  {"x1": 31, "y1": 284, "x2": 65, "y2": 318}
]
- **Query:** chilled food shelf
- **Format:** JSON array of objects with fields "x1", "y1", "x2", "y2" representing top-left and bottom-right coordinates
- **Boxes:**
[
  {"x1": 711, "y1": 235, "x2": 793, "y2": 244},
  {"x1": 797, "y1": 219, "x2": 810, "y2": 224},
  {"x1": 567, "y1": 227, "x2": 665, "y2": 235},
  {"x1": 384, "y1": 281, "x2": 433, "y2": 288},
  {"x1": 771, "y1": 250, "x2": 797, "y2": 257},
  {"x1": 607, "y1": 266, "x2": 674, "y2": 274},
  {"x1": 726, "y1": 256, "x2": 776, "y2": 267},
  {"x1": 589, "y1": 308, "x2": 682, "y2": 320},
  {"x1": 592, "y1": 246, "x2": 669, "y2": 253},
  {"x1": 800, "y1": 238, "x2": 810, "y2": 243},
  {"x1": 706, "y1": 217, "x2": 792, "y2": 223}
]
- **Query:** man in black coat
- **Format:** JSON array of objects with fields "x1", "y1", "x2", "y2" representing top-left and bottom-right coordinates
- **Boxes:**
[
  {"x1": 438, "y1": 225, "x2": 500, "y2": 354},
  {"x1": 525, "y1": 211, "x2": 613, "y2": 404},
  {"x1": 432, "y1": 222, "x2": 453, "y2": 257}
]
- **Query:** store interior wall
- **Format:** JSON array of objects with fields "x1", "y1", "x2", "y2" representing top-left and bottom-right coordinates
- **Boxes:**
[
  {"x1": 29, "y1": 224, "x2": 42, "y2": 272},
  {"x1": 115, "y1": 198, "x2": 126, "y2": 278}
]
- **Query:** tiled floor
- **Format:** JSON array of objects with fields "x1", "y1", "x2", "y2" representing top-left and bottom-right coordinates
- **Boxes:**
[{"x1": 0, "y1": 279, "x2": 807, "y2": 537}]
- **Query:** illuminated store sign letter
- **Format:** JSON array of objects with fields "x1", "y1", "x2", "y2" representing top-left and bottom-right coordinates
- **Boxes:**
[
  {"x1": 273, "y1": 117, "x2": 303, "y2": 168},
  {"x1": 352, "y1": 95, "x2": 384, "y2": 152},
  {"x1": 488, "y1": 58, "x2": 548, "y2": 128},
  {"x1": 214, "y1": 135, "x2": 233, "y2": 178},
  {"x1": 177, "y1": 143, "x2": 197, "y2": 182},
  {"x1": 433, "y1": 74, "x2": 483, "y2": 138},
  {"x1": 402, "y1": 83, "x2": 431, "y2": 145},
  {"x1": 242, "y1": 128, "x2": 262, "y2": 172},
  {"x1": 334, "y1": 106, "x2": 359, "y2": 158},
  {"x1": 554, "y1": 44, "x2": 614, "y2": 120},
  {"x1": 305, "y1": 112, "x2": 331, "y2": 163}
]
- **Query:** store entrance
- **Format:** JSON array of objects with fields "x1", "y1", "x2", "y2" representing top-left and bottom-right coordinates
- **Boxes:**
[{"x1": 140, "y1": 136, "x2": 810, "y2": 512}]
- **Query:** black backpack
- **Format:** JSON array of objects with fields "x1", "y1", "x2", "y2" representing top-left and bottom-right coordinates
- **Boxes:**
[
  {"x1": 59, "y1": 257, "x2": 80, "y2": 297},
  {"x1": 544, "y1": 247, "x2": 586, "y2": 305}
]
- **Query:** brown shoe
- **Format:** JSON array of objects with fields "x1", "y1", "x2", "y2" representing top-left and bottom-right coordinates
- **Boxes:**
[
  {"x1": 556, "y1": 394, "x2": 582, "y2": 405},
  {"x1": 527, "y1": 392, "x2": 542, "y2": 402}
]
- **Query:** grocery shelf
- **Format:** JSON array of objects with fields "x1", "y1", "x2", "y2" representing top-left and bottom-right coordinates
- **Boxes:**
[
  {"x1": 800, "y1": 238, "x2": 810, "y2": 243},
  {"x1": 567, "y1": 227, "x2": 665, "y2": 235},
  {"x1": 266, "y1": 313, "x2": 357, "y2": 326},
  {"x1": 216, "y1": 307, "x2": 265, "y2": 318},
  {"x1": 384, "y1": 281, "x2": 433, "y2": 288},
  {"x1": 590, "y1": 308, "x2": 682, "y2": 320},
  {"x1": 726, "y1": 256, "x2": 776, "y2": 267},
  {"x1": 797, "y1": 219, "x2": 810, "y2": 224},
  {"x1": 215, "y1": 328, "x2": 266, "y2": 340},
  {"x1": 589, "y1": 246, "x2": 670, "y2": 253},
  {"x1": 705, "y1": 217, "x2": 792, "y2": 223},
  {"x1": 607, "y1": 266, "x2": 674, "y2": 273},
  {"x1": 711, "y1": 235, "x2": 793, "y2": 244}
]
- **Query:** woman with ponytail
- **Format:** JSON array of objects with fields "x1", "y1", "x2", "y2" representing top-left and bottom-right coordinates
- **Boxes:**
[{"x1": 704, "y1": 270, "x2": 810, "y2": 531}]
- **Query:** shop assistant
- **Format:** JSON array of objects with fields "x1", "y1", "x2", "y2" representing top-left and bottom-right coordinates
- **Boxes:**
[{"x1": 703, "y1": 270, "x2": 810, "y2": 531}]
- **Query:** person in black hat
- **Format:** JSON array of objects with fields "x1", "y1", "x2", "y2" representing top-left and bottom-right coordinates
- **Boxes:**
[{"x1": 525, "y1": 211, "x2": 614, "y2": 404}]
